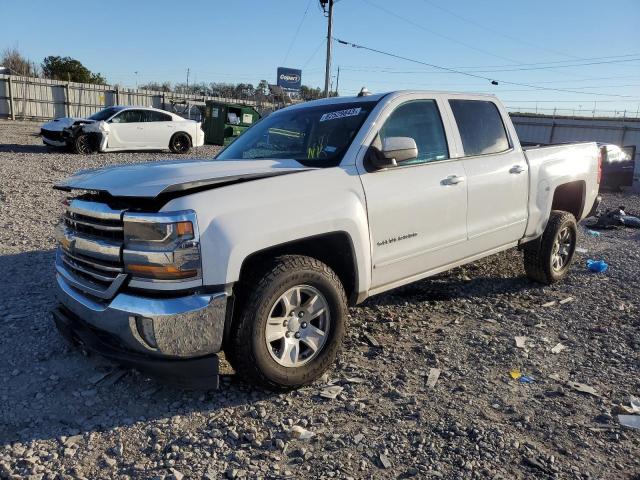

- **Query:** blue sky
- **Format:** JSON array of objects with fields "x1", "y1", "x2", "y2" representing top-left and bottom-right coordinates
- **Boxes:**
[{"x1": 2, "y1": 0, "x2": 639, "y2": 115}]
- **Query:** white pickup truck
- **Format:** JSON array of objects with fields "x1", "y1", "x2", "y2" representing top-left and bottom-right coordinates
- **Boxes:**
[{"x1": 52, "y1": 91, "x2": 601, "y2": 389}]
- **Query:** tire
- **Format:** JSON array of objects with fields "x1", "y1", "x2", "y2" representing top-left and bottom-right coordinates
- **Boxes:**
[
  {"x1": 523, "y1": 210, "x2": 577, "y2": 285},
  {"x1": 72, "y1": 133, "x2": 96, "y2": 154},
  {"x1": 169, "y1": 132, "x2": 192, "y2": 154},
  {"x1": 226, "y1": 255, "x2": 347, "y2": 390}
]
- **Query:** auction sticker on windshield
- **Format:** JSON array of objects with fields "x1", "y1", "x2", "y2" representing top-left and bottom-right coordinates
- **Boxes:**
[{"x1": 320, "y1": 107, "x2": 362, "y2": 122}]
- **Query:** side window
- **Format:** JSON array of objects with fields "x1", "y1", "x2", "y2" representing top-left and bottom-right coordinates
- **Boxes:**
[
  {"x1": 111, "y1": 110, "x2": 144, "y2": 123},
  {"x1": 449, "y1": 100, "x2": 510, "y2": 156},
  {"x1": 379, "y1": 100, "x2": 449, "y2": 165},
  {"x1": 144, "y1": 110, "x2": 172, "y2": 122}
]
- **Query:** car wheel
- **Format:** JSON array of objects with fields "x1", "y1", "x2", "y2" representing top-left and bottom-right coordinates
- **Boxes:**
[
  {"x1": 72, "y1": 133, "x2": 96, "y2": 154},
  {"x1": 226, "y1": 255, "x2": 347, "y2": 390},
  {"x1": 523, "y1": 210, "x2": 577, "y2": 284},
  {"x1": 170, "y1": 133, "x2": 192, "y2": 154}
]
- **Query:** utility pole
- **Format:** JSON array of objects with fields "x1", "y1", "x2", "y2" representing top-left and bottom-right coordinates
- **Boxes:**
[
  {"x1": 335, "y1": 65, "x2": 340, "y2": 97},
  {"x1": 321, "y1": 0, "x2": 334, "y2": 98},
  {"x1": 186, "y1": 68, "x2": 190, "y2": 91}
]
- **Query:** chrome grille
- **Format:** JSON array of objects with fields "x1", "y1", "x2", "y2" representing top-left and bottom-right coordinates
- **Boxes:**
[{"x1": 55, "y1": 199, "x2": 128, "y2": 299}]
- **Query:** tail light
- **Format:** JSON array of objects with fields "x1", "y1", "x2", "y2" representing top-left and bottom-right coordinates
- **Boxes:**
[{"x1": 597, "y1": 147, "x2": 603, "y2": 184}]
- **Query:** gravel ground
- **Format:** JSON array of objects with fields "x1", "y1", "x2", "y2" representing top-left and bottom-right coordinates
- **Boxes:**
[{"x1": 0, "y1": 119, "x2": 639, "y2": 480}]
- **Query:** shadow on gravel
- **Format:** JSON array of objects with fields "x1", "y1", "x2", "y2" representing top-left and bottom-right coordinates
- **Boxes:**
[
  {"x1": 0, "y1": 144, "x2": 52, "y2": 154},
  {"x1": 394, "y1": 275, "x2": 535, "y2": 302},
  {"x1": 0, "y1": 250, "x2": 276, "y2": 446}
]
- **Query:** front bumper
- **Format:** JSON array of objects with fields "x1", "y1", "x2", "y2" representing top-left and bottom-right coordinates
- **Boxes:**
[
  {"x1": 54, "y1": 273, "x2": 228, "y2": 388},
  {"x1": 42, "y1": 137, "x2": 67, "y2": 147}
]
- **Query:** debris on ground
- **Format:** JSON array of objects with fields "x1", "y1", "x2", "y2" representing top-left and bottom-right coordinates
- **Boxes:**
[
  {"x1": 618, "y1": 415, "x2": 640, "y2": 430},
  {"x1": 319, "y1": 385, "x2": 344, "y2": 400},
  {"x1": 586, "y1": 259, "x2": 609, "y2": 273},
  {"x1": 542, "y1": 300, "x2": 557, "y2": 307},
  {"x1": 567, "y1": 381, "x2": 599, "y2": 397},
  {"x1": 575, "y1": 247, "x2": 588, "y2": 254},
  {"x1": 559, "y1": 296, "x2": 574, "y2": 305},
  {"x1": 290, "y1": 426, "x2": 316, "y2": 440},
  {"x1": 379, "y1": 453, "x2": 392, "y2": 469},
  {"x1": 515, "y1": 336, "x2": 528, "y2": 349},
  {"x1": 509, "y1": 369, "x2": 534, "y2": 383},
  {"x1": 551, "y1": 343, "x2": 567, "y2": 354},
  {"x1": 426, "y1": 368, "x2": 441, "y2": 388},
  {"x1": 364, "y1": 333, "x2": 381, "y2": 347},
  {"x1": 344, "y1": 377, "x2": 365, "y2": 384},
  {"x1": 586, "y1": 229, "x2": 601, "y2": 237},
  {"x1": 588, "y1": 206, "x2": 640, "y2": 229}
]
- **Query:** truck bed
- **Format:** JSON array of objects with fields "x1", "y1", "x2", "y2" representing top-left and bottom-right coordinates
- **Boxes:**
[{"x1": 521, "y1": 141, "x2": 600, "y2": 240}]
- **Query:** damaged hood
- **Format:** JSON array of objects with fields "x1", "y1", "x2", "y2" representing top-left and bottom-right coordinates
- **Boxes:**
[
  {"x1": 54, "y1": 159, "x2": 315, "y2": 198},
  {"x1": 41, "y1": 117, "x2": 95, "y2": 131}
]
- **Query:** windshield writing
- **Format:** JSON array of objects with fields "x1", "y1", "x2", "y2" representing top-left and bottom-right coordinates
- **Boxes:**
[{"x1": 216, "y1": 101, "x2": 376, "y2": 167}]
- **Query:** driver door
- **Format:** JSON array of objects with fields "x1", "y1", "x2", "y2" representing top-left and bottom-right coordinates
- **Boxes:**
[
  {"x1": 107, "y1": 109, "x2": 146, "y2": 148},
  {"x1": 358, "y1": 97, "x2": 468, "y2": 291}
]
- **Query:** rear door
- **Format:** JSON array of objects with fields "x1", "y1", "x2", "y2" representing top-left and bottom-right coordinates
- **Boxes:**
[
  {"x1": 143, "y1": 110, "x2": 175, "y2": 148},
  {"x1": 446, "y1": 99, "x2": 528, "y2": 250},
  {"x1": 358, "y1": 96, "x2": 468, "y2": 290},
  {"x1": 107, "y1": 109, "x2": 146, "y2": 148}
]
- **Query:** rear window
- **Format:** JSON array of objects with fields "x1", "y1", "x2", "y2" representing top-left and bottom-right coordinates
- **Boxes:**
[
  {"x1": 449, "y1": 100, "x2": 510, "y2": 156},
  {"x1": 144, "y1": 110, "x2": 172, "y2": 122}
]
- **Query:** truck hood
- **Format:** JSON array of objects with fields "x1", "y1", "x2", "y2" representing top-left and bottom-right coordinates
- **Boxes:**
[
  {"x1": 42, "y1": 117, "x2": 95, "y2": 131},
  {"x1": 54, "y1": 159, "x2": 315, "y2": 198}
]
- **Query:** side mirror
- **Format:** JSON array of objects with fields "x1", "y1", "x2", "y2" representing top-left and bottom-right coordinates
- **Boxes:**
[
  {"x1": 366, "y1": 135, "x2": 418, "y2": 170},
  {"x1": 382, "y1": 136, "x2": 418, "y2": 164}
]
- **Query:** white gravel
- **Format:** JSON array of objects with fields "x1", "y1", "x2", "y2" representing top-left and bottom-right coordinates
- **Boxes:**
[{"x1": 0, "y1": 119, "x2": 639, "y2": 479}]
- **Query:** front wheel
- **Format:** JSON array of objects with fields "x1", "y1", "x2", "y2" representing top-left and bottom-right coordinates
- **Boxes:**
[
  {"x1": 72, "y1": 133, "x2": 97, "y2": 154},
  {"x1": 226, "y1": 255, "x2": 347, "y2": 390},
  {"x1": 169, "y1": 133, "x2": 192, "y2": 154},
  {"x1": 523, "y1": 210, "x2": 577, "y2": 284}
]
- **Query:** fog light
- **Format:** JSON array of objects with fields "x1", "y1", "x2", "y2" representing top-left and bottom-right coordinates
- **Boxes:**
[{"x1": 135, "y1": 316, "x2": 158, "y2": 349}]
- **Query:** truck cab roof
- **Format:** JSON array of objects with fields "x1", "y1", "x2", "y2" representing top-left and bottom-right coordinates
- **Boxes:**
[{"x1": 286, "y1": 89, "x2": 501, "y2": 111}]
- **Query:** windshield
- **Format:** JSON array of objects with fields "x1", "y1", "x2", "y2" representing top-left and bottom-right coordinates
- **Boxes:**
[
  {"x1": 89, "y1": 107, "x2": 121, "y2": 121},
  {"x1": 216, "y1": 101, "x2": 377, "y2": 167}
]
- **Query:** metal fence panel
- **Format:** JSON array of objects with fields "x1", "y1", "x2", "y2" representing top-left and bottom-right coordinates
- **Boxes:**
[{"x1": 0, "y1": 74, "x2": 278, "y2": 121}]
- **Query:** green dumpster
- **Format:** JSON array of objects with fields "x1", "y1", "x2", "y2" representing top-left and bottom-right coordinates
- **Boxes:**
[{"x1": 202, "y1": 101, "x2": 261, "y2": 146}]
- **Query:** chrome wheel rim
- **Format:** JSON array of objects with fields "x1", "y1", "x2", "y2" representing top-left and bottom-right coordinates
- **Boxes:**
[
  {"x1": 265, "y1": 285, "x2": 330, "y2": 368},
  {"x1": 552, "y1": 226, "x2": 573, "y2": 271},
  {"x1": 77, "y1": 135, "x2": 90, "y2": 154}
]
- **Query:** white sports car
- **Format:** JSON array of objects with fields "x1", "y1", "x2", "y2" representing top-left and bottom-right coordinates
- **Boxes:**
[{"x1": 40, "y1": 106, "x2": 205, "y2": 154}]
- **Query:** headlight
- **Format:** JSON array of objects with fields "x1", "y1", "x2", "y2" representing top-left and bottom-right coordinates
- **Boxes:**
[{"x1": 123, "y1": 210, "x2": 202, "y2": 282}]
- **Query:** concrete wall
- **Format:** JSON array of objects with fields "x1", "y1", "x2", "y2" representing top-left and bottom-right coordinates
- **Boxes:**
[{"x1": 511, "y1": 114, "x2": 640, "y2": 192}]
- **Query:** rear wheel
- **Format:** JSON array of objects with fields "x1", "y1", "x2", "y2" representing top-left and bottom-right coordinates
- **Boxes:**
[
  {"x1": 523, "y1": 210, "x2": 577, "y2": 284},
  {"x1": 169, "y1": 132, "x2": 191, "y2": 154},
  {"x1": 225, "y1": 255, "x2": 347, "y2": 390}
]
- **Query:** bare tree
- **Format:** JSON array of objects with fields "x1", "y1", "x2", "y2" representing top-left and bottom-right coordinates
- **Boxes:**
[{"x1": 1, "y1": 47, "x2": 37, "y2": 76}]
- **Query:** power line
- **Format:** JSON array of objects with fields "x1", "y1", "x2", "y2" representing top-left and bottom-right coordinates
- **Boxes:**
[
  {"x1": 338, "y1": 56, "x2": 640, "y2": 74},
  {"x1": 362, "y1": 0, "x2": 521, "y2": 64},
  {"x1": 282, "y1": 0, "x2": 313, "y2": 66},
  {"x1": 419, "y1": 0, "x2": 583, "y2": 60},
  {"x1": 337, "y1": 53, "x2": 640, "y2": 72},
  {"x1": 334, "y1": 37, "x2": 640, "y2": 98},
  {"x1": 302, "y1": 39, "x2": 325, "y2": 69}
]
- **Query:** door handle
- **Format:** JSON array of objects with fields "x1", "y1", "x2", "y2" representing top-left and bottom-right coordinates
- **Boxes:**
[
  {"x1": 510, "y1": 165, "x2": 526, "y2": 174},
  {"x1": 443, "y1": 175, "x2": 465, "y2": 185}
]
